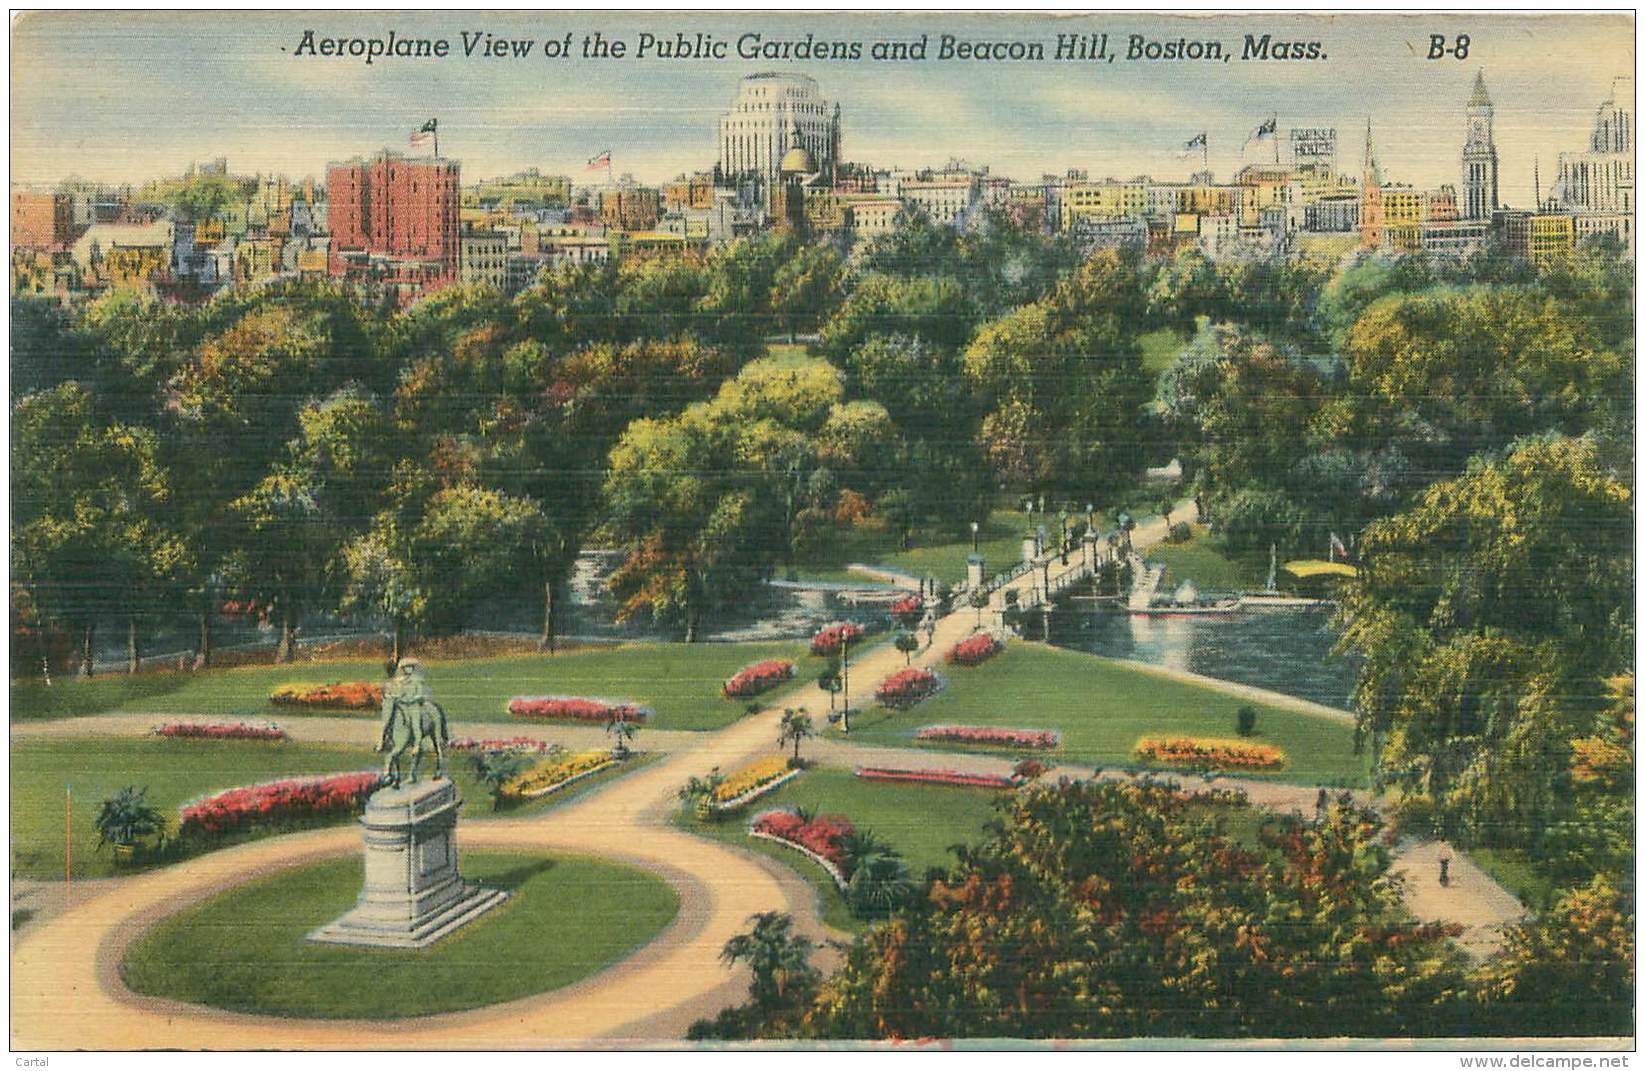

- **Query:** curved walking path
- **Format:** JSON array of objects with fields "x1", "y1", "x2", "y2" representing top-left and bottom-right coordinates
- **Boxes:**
[{"x1": 9, "y1": 498, "x2": 1522, "y2": 1046}]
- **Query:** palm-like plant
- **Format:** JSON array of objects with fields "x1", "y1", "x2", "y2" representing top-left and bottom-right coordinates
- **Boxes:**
[
  {"x1": 606, "y1": 716, "x2": 640, "y2": 758},
  {"x1": 720, "y1": 911, "x2": 819, "y2": 1010},
  {"x1": 847, "y1": 852, "x2": 917, "y2": 918},
  {"x1": 679, "y1": 768, "x2": 726, "y2": 820},
  {"x1": 94, "y1": 785, "x2": 165, "y2": 857},
  {"x1": 777, "y1": 708, "x2": 815, "y2": 766},
  {"x1": 470, "y1": 748, "x2": 535, "y2": 810}
]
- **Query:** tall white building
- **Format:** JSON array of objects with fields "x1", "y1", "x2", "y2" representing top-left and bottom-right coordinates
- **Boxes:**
[
  {"x1": 1557, "y1": 77, "x2": 1633, "y2": 214},
  {"x1": 1461, "y1": 71, "x2": 1499, "y2": 221},
  {"x1": 718, "y1": 72, "x2": 840, "y2": 192}
]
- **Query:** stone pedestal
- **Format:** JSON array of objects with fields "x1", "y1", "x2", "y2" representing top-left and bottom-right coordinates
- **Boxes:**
[
  {"x1": 966, "y1": 553, "x2": 985, "y2": 590},
  {"x1": 308, "y1": 779, "x2": 506, "y2": 949}
]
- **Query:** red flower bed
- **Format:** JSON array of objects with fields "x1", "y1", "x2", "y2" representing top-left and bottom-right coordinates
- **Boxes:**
[
  {"x1": 508, "y1": 696, "x2": 649, "y2": 723},
  {"x1": 751, "y1": 810, "x2": 855, "y2": 870},
  {"x1": 810, "y1": 621, "x2": 865, "y2": 657},
  {"x1": 875, "y1": 667, "x2": 940, "y2": 708},
  {"x1": 269, "y1": 681, "x2": 383, "y2": 711},
  {"x1": 855, "y1": 766, "x2": 1016, "y2": 790},
  {"x1": 913, "y1": 725, "x2": 1059, "y2": 750},
  {"x1": 722, "y1": 659, "x2": 798, "y2": 699},
  {"x1": 178, "y1": 771, "x2": 381, "y2": 839},
  {"x1": 449, "y1": 736, "x2": 557, "y2": 754},
  {"x1": 946, "y1": 633, "x2": 1005, "y2": 667},
  {"x1": 154, "y1": 721, "x2": 287, "y2": 742},
  {"x1": 890, "y1": 593, "x2": 923, "y2": 623}
]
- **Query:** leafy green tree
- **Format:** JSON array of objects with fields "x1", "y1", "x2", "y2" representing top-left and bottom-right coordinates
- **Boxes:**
[
  {"x1": 1336, "y1": 435, "x2": 1632, "y2": 843},
  {"x1": 770, "y1": 242, "x2": 845, "y2": 337},
  {"x1": 894, "y1": 629, "x2": 920, "y2": 666}
]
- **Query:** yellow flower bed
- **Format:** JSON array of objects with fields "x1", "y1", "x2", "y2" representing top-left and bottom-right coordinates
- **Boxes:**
[
  {"x1": 500, "y1": 750, "x2": 617, "y2": 800},
  {"x1": 1135, "y1": 736, "x2": 1287, "y2": 772},
  {"x1": 713, "y1": 755, "x2": 793, "y2": 803}
]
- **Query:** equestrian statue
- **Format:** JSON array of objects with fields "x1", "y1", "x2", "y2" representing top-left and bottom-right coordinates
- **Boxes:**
[{"x1": 377, "y1": 658, "x2": 450, "y2": 786}]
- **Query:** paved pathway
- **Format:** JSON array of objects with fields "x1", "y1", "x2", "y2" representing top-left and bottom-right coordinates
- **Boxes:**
[{"x1": 7, "y1": 498, "x2": 1525, "y2": 1046}]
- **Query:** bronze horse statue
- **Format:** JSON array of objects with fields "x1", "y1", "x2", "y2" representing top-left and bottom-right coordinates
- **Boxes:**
[{"x1": 377, "y1": 659, "x2": 450, "y2": 786}]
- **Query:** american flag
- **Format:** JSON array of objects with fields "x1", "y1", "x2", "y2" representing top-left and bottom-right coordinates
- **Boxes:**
[
  {"x1": 586, "y1": 150, "x2": 611, "y2": 172},
  {"x1": 409, "y1": 118, "x2": 436, "y2": 149}
]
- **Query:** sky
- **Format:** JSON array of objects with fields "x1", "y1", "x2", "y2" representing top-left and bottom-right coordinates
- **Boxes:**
[{"x1": 10, "y1": 10, "x2": 1635, "y2": 206}]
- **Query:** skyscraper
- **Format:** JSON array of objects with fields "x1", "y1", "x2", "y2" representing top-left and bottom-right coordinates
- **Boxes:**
[
  {"x1": 717, "y1": 73, "x2": 840, "y2": 193},
  {"x1": 1461, "y1": 71, "x2": 1499, "y2": 220},
  {"x1": 1556, "y1": 76, "x2": 1633, "y2": 214}
]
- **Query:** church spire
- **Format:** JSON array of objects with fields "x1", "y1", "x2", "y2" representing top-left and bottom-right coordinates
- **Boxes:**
[{"x1": 1469, "y1": 69, "x2": 1492, "y2": 108}]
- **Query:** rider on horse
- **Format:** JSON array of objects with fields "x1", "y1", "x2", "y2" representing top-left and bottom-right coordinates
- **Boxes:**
[{"x1": 378, "y1": 658, "x2": 450, "y2": 786}]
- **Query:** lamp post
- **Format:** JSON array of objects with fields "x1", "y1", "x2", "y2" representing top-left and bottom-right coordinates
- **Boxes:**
[
  {"x1": 840, "y1": 632, "x2": 851, "y2": 734},
  {"x1": 970, "y1": 520, "x2": 979, "y2": 553},
  {"x1": 1058, "y1": 509, "x2": 1069, "y2": 565}
]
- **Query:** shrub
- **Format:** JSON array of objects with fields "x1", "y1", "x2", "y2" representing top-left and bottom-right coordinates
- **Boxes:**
[
  {"x1": 95, "y1": 785, "x2": 166, "y2": 852},
  {"x1": 508, "y1": 696, "x2": 649, "y2": 723},
  {"x1": 269, "y1": 681, "x2": 382, "y2": 710},
  {"x1": 810, "y1": 621, "x2": 865, "y2": 657},
  {"x1": 946, "y1": 633, "x2": 1004, "y2": 666},
  {"x1": 1167, "y1": 521, "x2": 1193, "y2": 543},
  {"x1": 1134, "y1": 736, "x2": 1286, "y2": 772},
  {"x1": 1236, "y1": 705, "x2": 1258, "y2": 737},
  {"x1": 874, "y1": 667, "x2": 940, "y2": 708},
  {"x1": 890, "y1": 593, "x2": 923, "y2": 626},
  {"x1": 723, "y1": 659, "x2": 798, "y2": 699}
]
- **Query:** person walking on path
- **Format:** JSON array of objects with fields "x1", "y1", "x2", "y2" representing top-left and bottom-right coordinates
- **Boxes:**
[{"x1": 1438, "y1": 842, "x2": 1454, "y2": 887}]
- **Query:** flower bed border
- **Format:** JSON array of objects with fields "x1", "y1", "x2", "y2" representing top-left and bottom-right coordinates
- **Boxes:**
[
  {"x1": 449, "y1": 736, "x2": 558, "y2": 754},
  {"x1": 1134, "y1": 735, "x2": 1288, "y2": 772},
  {"x1": 913, "y1": 724, "x2": 1060, "y2": 750},
  {"x1": 722, "y1": 659, "x2": 799, "y2": 699},
  {"x1": 153, "y1": 721, "x2": 287, "y2": 742},
  {"x1": 506, "y1": 696, "x2": 652, "y2": 723},
  {"x1": 874, "y1": 667, "x2": 944, "y2": 709},
  {"x1": 177, "y1": 770, "x2": 381, "y2": 839},
  {"x1": 269, "y1": 681, "x2": 383, "y2": 711},
  {"x1": 748, "y1": 815, "x2": 849, "y2": 892},
  {"x1": 711, "y1": 767, "x2": 801, "y2": 812},
  {"x1": 854, "y1": 766, "x2": 1016, "y2": 790},
  {"x1": 505, "y1": 756, "x2": 621, "y2": 801},
  {"x1": 945, "y1": 633, "x2": 1006, "y2": 667}
]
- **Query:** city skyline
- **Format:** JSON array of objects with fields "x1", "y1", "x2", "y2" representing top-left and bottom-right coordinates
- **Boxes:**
[{"x1": 11, "y1": 10, "x2": 1633, "y2": 201}]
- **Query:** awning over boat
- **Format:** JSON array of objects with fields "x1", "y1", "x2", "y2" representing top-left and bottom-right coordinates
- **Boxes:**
[{"x1": 1283, "y1": 560, "x2": 1357, "y2": 579}]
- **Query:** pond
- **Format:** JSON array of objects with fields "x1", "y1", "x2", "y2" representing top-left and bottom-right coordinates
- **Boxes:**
[{"x1": 1045, "y1": 604, "x2": 1360, "y2": 709}]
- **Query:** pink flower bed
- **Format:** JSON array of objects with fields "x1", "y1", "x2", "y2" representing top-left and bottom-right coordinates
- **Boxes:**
[
  {"x1": 890, "y1": 594, "x2": 923, "y2": 621},
  {"x1": 154, "y1": 721, "x2": 286, "y2": 742},
  {"x1": 855, "y1": 766, "x2": 1016, "y2": 790},
  {"x1": 946, "y1": 633, "x2": 1005, "y2": 667},
  {"x1": 722, "y1": 659, "x2": 797, "y2": 699},
  {"x1": 913, "y1": 725, "x2": 1059, "y2": 750},
  {"x1": 507, "y1": 696, "x2": 650, "y2": 723},
  {"x1": 751, "y1": 810, "x2": 855, "y2": 870},
  {"x1": 811, "y1": 621, "x2": 865, "y2": 657},
  {"x1": 178, "y1": 771, "x2": 381, "y2": 839},
  {"x1": 875, "y1": 667, "x2": 940, "y2": 708},
  {"x1": 449, "y1": 736, "x2": 557, "y2": 754}
]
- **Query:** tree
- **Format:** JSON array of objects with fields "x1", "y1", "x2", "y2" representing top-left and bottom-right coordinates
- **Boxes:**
[
  {"x1": 720, "y1": 912, "x2": 820, "y2": 1012},
  {"x1": 1336, "y1": 435, "x2": 1632, "y2": 843},
  {"x1": 817, "y1": 664, "x2": 843, "y2": 715},
  {"x1": 969, "y1": 588, "x2": 989, "y2": 629},
  {"x1": 777, "y1": 708, "x2": 815, "y2": 765},
  {"x1": 894, "y1": 629, "x2": 920, "y2": 666}
]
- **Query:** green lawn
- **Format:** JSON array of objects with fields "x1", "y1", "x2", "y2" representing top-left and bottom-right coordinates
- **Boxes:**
[
  {"x1": 9, "y1": 641, "x2": 812, "y2": 731},
  {"x1": 1471, "y1": 847, "x2": 1559, "y2": 911},
  {"x1": 833, "y1": 643, "x2": 1369, "y2": 787},
  {"x1": 1140, "y1": 326, "x2": 1192, "y2": 374},
  {"x1": 10, "y1": 736, "x2": 656, "y2": 880},
  {"x1": 120, "y1": 851, "x2": 678, "y2": 1019},
  {"x1": 1145, "y1": 524, "x2": 1269, "y2": 592},
  {"x1": 794, "y1": 507, "x2": 1107, "y2": 588},
  {"x1": 678, "y1": 765, "x2": 1005, "y2": 933}
]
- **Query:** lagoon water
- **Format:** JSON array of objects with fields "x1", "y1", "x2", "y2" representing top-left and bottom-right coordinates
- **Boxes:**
[{"x1": 1045, "y1": 605, "x2": 1359, "y2": 709}]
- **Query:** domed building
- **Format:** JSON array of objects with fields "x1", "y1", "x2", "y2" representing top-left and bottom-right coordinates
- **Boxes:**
[{"x1": 717, "y1": 72, "x2": 840, "y2": 195}]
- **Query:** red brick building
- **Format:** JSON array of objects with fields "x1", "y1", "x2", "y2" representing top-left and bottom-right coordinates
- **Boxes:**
[
  {"x1": 327, "y1": 151, "x2": 459, "y2": 303},
  {"x1": 11, "y1": 190, "x2": 73, "y2": 249}
]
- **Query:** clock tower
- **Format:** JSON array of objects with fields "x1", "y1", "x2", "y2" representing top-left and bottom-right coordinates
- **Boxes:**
[{"x1": 1461, "y1": 71, "x2": 1499, "y2": 220}]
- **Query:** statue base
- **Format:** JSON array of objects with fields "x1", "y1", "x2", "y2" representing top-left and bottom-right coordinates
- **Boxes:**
[{"x1": 308, "y1": 779, "x2": 507, "y2": 949}]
